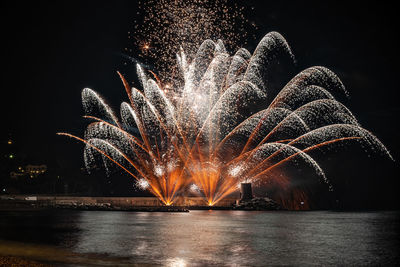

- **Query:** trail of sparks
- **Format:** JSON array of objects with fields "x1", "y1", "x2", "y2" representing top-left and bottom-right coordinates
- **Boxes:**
[{"x1": 57, "y1": 133, "x2": 139, "y2": 179}]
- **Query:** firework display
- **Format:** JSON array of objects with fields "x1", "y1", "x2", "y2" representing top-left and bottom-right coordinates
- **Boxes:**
[{"x1": 59, "y1": 31, "x2": 392, "y2": 206}]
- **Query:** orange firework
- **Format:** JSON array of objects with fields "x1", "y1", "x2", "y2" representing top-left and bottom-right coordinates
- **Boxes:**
[{"x1": 59, "y1": 32, "x2": 392, "y2": 207}]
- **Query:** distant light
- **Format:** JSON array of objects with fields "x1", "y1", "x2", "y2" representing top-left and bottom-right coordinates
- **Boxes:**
[
  {"x1": 9, "y1": 154, "x2": 14, "y2": 159},
  {"x1": 2, "y1": 188, "x2": 5, "y2": 192},
  {"x1": 300, "y1": 201, "x2": 304, "y2": 205},
  {"x1": 142, "y1": 43, "x2": 150, "y2": 50},
  {"x1": 7, "y1": 140, "x2": 12, "y2": 145},
  {"x1": 137, "y1": 178, "x2": 149, "y2": 190},
  {"x1": 189, "y1": 184, "x2": 199, "y2": 192},
  {"x1": 229, "y1": 165, "x2": 242, "y2": 177},
  {"x1": 154, "y1": 165, "x2": 164, "y2": 177}
]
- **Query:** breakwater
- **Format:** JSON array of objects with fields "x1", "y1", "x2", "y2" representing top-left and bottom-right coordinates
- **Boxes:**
[{"x1": 0, "y1": 195, "x2": 236, "y2": 211}]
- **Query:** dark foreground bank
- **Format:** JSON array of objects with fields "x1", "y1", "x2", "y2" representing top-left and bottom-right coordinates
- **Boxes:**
[{"x1": 0, "y1": 256, "x2": 52, "y2": 267}]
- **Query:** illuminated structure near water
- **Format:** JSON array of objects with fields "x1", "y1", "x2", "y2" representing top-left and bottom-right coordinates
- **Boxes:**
[{"x1": 59, "y1": 32, "x2": 392, "y2": 206}]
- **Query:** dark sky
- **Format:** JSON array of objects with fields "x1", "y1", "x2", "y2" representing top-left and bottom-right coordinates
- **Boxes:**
[{"x1": 2, "y1": 1, "x2": 399, "y2": 202}]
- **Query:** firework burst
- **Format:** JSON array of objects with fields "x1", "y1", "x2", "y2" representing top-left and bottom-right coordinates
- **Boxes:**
[{"x1": 59, "y1": 31, "x2": 392, "y2": 206}]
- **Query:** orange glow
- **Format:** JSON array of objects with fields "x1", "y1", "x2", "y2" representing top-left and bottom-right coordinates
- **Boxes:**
[{"x1": 190, "y1": 167, "x2": 238, "y2": 206}]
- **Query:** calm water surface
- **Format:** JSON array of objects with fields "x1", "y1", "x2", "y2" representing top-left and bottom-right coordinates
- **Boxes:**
[{"x1": 0, "y1": 210, "x2": 399, "y2": 266}]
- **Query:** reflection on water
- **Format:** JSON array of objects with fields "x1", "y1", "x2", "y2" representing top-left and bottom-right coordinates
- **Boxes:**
[{"x1": 0, "y1": 210, "x2": 399, "y2": 266}]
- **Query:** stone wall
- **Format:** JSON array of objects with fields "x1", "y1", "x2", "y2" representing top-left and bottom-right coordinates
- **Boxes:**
[{"x1": 7, "y1": 195, "x2": 236, "y2": 207}]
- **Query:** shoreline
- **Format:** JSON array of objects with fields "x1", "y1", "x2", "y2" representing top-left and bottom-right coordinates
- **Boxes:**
[
  {"x1": 0, "y1": 255, "x2": 52, "y2": 267},
  {"x1": 0, "y1": 200, "x2": 191, "y2": 212},
  {"x1": 0, "y1": 195, "x2": 238, "y2": 212},
  {"x1": 0, "y1": 195, "x2": 283, "y2": 211},
  {"x1": 0, "y1": 200, "x2": 280, "y2": 212}
]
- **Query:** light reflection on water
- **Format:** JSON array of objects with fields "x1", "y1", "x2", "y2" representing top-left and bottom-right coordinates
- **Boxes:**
[{"x1": 0, "y1": 210, "x2": 399, "y2": 266}]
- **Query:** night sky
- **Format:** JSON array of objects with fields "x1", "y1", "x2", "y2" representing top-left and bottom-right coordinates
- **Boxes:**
[{"x1": 2, "y1": 1, "x2": 399, "y2": 206}]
